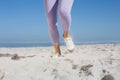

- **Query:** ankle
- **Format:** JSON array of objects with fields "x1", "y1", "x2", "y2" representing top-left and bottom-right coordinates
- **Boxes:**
[
  {"x1": 54, "y1": 43, "x2": 61, "y2": 54},
  {"x1": 63, "y1": 32, "x2": 69, "y2": 38}
]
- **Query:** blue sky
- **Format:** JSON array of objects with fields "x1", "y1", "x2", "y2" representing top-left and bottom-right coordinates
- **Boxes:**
[{"x1": 0, "y1": 0, "x2": 120, "y2": 43}]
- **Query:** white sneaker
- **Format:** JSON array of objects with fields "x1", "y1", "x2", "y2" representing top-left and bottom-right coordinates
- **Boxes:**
[{"x1": 64, "y1": 36, "x2": 75, "y2": 52}]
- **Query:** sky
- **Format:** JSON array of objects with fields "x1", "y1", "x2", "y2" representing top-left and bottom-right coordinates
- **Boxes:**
[{"x1": 0, "y1": 0, "x2": 120, "y2": 43}]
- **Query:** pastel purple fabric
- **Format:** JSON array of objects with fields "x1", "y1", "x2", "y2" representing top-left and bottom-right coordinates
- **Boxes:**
[{"x1": 44, "y1": 0, "x2": 74, "y2": 44}]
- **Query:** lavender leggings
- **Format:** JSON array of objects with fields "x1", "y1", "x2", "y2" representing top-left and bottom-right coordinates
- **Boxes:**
[{"x1": 44, "y1": 0, "x2": 74, "y2": 44}]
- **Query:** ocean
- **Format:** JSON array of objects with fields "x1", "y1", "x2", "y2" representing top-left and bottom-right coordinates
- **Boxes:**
[
  {"x1": 0, "y1": 41, "x2": 120, "y2": 48},
  {"x1": 0, "y1": 42, "x2": 53, "y2": 47}
]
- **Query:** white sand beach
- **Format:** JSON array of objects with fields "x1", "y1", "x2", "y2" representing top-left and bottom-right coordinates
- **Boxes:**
[{"x1": 0, "y1": 44, "x2": 120, "y2": 80}]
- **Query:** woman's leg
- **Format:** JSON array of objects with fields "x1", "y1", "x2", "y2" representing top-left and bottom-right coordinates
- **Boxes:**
[
  {"x1": 58, "y1": 0, "x2": 74, "y2": 37},
  {"x1": 58, "y1": 0, "x2": 75, "y2": 51},
  {"x1": 44, "y1": 0, "x2": 61, "y2": 54}
]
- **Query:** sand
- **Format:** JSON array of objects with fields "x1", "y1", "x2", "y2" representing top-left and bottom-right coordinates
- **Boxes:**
[{"x1": 0, "y1": 44, "x2": 120, "y2": 80}]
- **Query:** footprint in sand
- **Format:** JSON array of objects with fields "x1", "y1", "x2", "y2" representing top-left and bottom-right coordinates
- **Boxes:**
[
  {"x1": 51, "y1": 69, "x2": 58, "y2": 80},
  {"x1": 101, "y1": 75, "x2": 114, "y2": 80},
  {"x1": 64, "y1": 58, "x2": 73, "y2": 63},
  {"x1": 72, "y1": 64, "x2": 78, "y2": 70},
  {"x1": 80, "y1": 64, "x2": 93, "y2": 72},
  {"x1": 79, "y1": 64, "x2": 93, "y2": 77},
  {"x1": 0, "y1": 53, "x2": 35, "y2": 60}
]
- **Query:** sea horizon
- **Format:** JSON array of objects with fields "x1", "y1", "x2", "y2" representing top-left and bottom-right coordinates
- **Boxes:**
[{"x1": 0, "y1": 41, "x2": 120, "y2": 48}]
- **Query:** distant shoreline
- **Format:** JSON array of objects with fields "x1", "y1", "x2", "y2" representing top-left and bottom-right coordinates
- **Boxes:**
[{"x1": 0, "y1": 41, "x2": 120, "y2": 48}]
